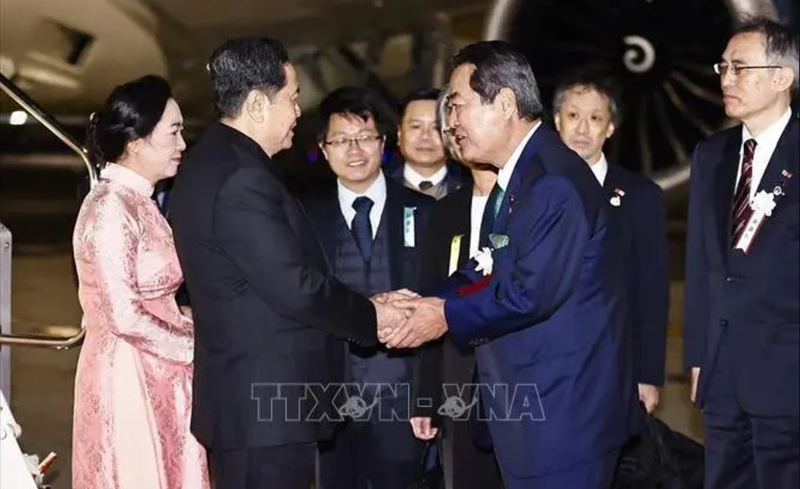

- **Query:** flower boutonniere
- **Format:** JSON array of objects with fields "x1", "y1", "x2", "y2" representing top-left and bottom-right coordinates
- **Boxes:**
[
  {"x1": 734, "y1": 170, "x2": 793, "y2": 254},
  {"x1": 474, "y1": 247, "x2": 494, "y2": 276},
  {"x1": 610, "y1": 188, "x2": 625, "y2": 207}
]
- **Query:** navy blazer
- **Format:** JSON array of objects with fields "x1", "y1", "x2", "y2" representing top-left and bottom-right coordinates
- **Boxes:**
[
  {"x1": 302, "y1": 177, "x2": 435, "y2": 295},
  {"x1": 684, "y1": 115, "x2": 799, "y2": 416},
  {"x1": 438, "y1": 126, "x2": 637, "y2": 478},
  {"x1": 604, "y1": 164, "x2": 669, "y2": 386}
]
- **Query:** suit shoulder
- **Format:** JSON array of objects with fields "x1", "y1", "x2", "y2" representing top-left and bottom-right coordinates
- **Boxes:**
[
  {"x1": 698, "y1": 124, "x2": 740, "y2": 154},
  {"x1": 392, "y1": 181, "x2": 436, "y2": 208},
  {"x1": 613, "y1": 165, "x2": 664, "y2": 197}
]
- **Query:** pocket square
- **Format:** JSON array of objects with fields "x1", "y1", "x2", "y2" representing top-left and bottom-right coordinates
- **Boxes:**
[{"x1": 489, "y1": 233, "x2": 509, "y2": 249}]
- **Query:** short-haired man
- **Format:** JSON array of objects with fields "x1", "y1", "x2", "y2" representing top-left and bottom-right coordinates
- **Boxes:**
[
  {"x1": 169, "y1": 38, "x2": 406, "y2": 489},
  {"x1": 553, "y1": 72, "x2": 669, "y2": 415},
  {"x1": 304, "y1": 86, "x2": 434, "y2": 489},
  {"x1": 684, "y1": 17, "x2": 799, "y2": 488},
  {"x1": 385, "y1": 88, "x2": 470, "y2": 199},
  {"x1": 383, "y1": 41, "x2": 638, "y2": 489}
]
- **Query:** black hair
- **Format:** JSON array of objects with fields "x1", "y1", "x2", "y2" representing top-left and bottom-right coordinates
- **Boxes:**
[
  {"x1": 85, "y1": 74, "x2": 172, "y2": 167},
  {"x1": 208, "y1": 37, "x2": 290, "y2": 118},
  {"x1": 316, "y1": 86, "x2": 397, "y2": 144},
  {"x1": 451, "y1": 41, "x2": 543, "y2": 121},
  {"x1": 400, "y1": 88, "x2": 441, "y2": 119}
]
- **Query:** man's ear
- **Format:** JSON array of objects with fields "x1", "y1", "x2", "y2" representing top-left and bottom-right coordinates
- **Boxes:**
[
  {"x1": 554, "y1": 113, "x2": 563, "y2": 133},
  {"x1": 774, "y1": 67, "x2": 796, "y2": 93},
  {"x1": 245, "y1": 90, "x2": 268, "y2": 123},
  {"x1": 606, "y1": 121, "x2": 616, "y2": 139},
  {"x1": 319, "y1": 142, "x2": 329, "y2": 162},
  {"x1": 497, "y1": 88, "x2": 518, "y2": 120}
]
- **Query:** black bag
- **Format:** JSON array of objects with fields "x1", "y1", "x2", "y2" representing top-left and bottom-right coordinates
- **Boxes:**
[
  {"x1": 408, "y1": 440, "x2": 444, "y2": 489},
  {"x1": 613, "y1": 413, "x2": 704, "y2": 489}
]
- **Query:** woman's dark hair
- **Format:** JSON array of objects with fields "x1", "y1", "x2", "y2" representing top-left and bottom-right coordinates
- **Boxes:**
[{"x1": 85, "y1": 74, "x2": 172, "y2": 167}]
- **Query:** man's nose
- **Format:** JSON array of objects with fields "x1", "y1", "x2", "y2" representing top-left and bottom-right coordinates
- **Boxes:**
[{"x1": 576, "y1": 119, "x2": 590, "y2": 134}]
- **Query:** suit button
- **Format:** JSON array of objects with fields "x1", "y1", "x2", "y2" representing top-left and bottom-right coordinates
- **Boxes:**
[
  {"x1": 725, "y1": 276, "x2": 736, "y2": 283},
  {"x1": 720, "y1": 320, "x2": 729, "y2": 327}
]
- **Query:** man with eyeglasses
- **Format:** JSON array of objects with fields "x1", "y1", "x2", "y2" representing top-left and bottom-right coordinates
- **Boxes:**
[
  {"x1": 684, "y1": 17, "x2": 799, "y2": 489},
  {"x1": 303, "y1": 86, "x2": 434, "y2": 489}
]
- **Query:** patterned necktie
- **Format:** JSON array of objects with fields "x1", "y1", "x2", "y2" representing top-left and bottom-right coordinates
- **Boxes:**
[
  {"x1": 478, "y1": 183, "x2": 506, "y2": 248},
  {"x1": 731, "y1": 139, "x2": 757, "y2": 247},
  {"x1": 352, "y1": 196, "x2": 374, "y2": 262}
]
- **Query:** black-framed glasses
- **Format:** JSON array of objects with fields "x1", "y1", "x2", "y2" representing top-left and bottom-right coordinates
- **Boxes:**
[
  {"x1": 323, "y1": 134, "x2": 383, "y2": 149},
  {"x1": 713, "y1": 62, "x2": 783, "y2": 76}
]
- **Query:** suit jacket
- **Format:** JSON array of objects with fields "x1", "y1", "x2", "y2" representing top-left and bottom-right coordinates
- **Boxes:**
[
  {"x1": 604, "y1": 164, "x2": 669, "y2": 386},
  {"x1": 169, "y1": 123, "x2": 379, "y2": 450},
  {"x1": 439, "y1": 126, "x2": 637, "y2": 478},
  {"x1": 411, "y1": 184, "x2": 474, "y2": 419},
  {"x1": 303, "y1": 178, "x2": 434, "y2": 299},
  {"x1": 683, "y1": 115, "x2": 799, "y2": 416},
  {"x1": 384, "y1": 157, "x2": 471, "y2": 198}
]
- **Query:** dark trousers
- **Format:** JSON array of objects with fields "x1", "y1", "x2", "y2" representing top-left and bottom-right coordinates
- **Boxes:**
[
  {"x1": 501, "y1": 450, "x2": 619, "y2": 489},
  {"x1": 209, "y1": 443, "x2": 316, "y2": 489},
  {"x1": 703, "y1": 340, "x2": 800, "y2": 489},
  {"x1": 317, "y1": 419, "x2": 422, "y2": 489},
  {"x1": 440, "y1": 416, "x2": 503, "y2": 489}
]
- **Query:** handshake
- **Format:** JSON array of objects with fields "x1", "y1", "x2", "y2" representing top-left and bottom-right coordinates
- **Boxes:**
[{"x1": 369, "y1": 289, "x2": 448, "y2": 349}]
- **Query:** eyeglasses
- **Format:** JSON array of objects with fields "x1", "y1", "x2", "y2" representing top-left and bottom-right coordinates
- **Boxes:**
[
  {"x1": 323, "y1": 134, "x2": 383, "y2": 149},
  {"x1": 713, "y1": 62, "x2": 783, "y2": 77}
]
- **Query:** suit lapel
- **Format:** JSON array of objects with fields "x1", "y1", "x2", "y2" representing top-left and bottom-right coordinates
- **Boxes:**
[
  {"x1": 384, "y1": 183, "x2": 404, "y2": 289},
  {"x1": 757, "y1": 118, "x2": 799, "y2": 196},
  {"x1": 603, "y1": 164, "x2": 619, "y2": 195},
  {"x1": 315, "y1": 189, "x2": 344, "y2": 269},
  {"x1": 714, "y1": 131, "x2": 742, "y2": 266},
  {"x1": 494, "y1": 127, "x2": 547, "y2": 231}
]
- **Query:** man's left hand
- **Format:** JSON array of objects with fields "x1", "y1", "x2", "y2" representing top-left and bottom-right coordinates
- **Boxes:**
[{"x1": 382, "y1": 297, "x2": 447, "y2": 349}]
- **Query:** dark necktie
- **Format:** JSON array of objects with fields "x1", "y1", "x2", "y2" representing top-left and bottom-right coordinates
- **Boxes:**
[
  {"x1": 418, "y1": 180, "x2": 434, "y2": 191},
  {"x1": 352, "y1": 196, "x2": 374, "y2": 262},
  {"x1": 478, "y1": 183, "x2": 506, "y2": 248},
  {"x1": 732, "y1": 139, "x2": 757, "y2": 246}
]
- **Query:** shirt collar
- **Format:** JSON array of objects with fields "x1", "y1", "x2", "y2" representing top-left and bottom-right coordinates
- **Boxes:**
[
  {"x1": 497, "y1": 121, "x2": 542, "y2": 191},
  {"x1": 403, "y1": 164, "x2": 448, "y2": 189},
  {"x1": 101, "y1": 163, "x2": 154, "y2": 197},
  {"x1": 338, "y1": 171, "x2": 387, "y2": 212},
  {"x1": 741, "y1": 107, "x2": 793, "y2": 156},
  {"x1": 590, "y1": 153, "x2": 609, "y2": 186}
]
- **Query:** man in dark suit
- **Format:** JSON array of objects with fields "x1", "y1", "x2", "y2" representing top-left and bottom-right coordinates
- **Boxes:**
[
  {"x1": 169, "y1": 38, "x2": 407, "y2": 489},
  {"x1": 684, "y1": 18, "x2": 799, "y2": 489},
  {"x1": 384, "y1": 88, "x2": 470, "y2": 199},
  {"x1": 303, "y1": 86, "x2": 433, "y2": 489},
  {"x1": 553, "y1": 73, "x2": 669, "y2": 414},
  {"x1": 383, "y1": 41, "x2": 637, "y2": 489}
]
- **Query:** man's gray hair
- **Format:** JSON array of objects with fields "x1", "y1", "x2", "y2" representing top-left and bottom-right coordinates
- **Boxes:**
[{"x1": 736, "y1": 16, "x2": 800, "y2": 97}]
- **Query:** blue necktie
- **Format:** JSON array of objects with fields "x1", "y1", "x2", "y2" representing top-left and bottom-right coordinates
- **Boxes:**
[{"x1": 352, "y1": 196, "x2": 374, "y2": 262}]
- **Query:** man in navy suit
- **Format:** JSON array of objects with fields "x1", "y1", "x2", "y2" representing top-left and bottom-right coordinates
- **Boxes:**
[
  {"x1": 382, "y1": 41, "x2": 637, "y2": 489},
  {"x1": 384, "y1": 88, "x2": 470, "y2": 199},
  {"x1": 553, "y1": 72, "x2": 670, "y2": 414},
  {"x1": 684, "y1": 18, "x2": 799, "y2": 489},
  {"x1": 303, "y1": 87, "x2": 433, "y2": 489}
]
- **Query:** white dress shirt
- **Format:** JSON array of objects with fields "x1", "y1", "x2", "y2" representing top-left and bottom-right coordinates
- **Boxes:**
[
  {"x1": 590, "y1": 153, "x2": 609, "y2": 186},
  {"x1": 737, "y1": 108, "x2": 793, "y2": 199},
  {"x1": 337, "y1": 172, "x2": 387, "y2": 238},
  {"x1": 497, "y1": 121, "x2": 542, "y2": 191},
  {"x1": 404, "y1": 164, "x2": 448, "y2": 189},
  {"x1": 469, "y1": 194, "x2": 490, "y2": 258}
]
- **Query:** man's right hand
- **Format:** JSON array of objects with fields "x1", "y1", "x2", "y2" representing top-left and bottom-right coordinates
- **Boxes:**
[
  {"x1": 690, "y1": 367, "x2": 701, "y2": 404},
  {"x1": 410, "y1": 417, "x2": 438, "y2": 440},
  {"x1": 372, "y1": 299, "x2": 409, "y2": 342}
]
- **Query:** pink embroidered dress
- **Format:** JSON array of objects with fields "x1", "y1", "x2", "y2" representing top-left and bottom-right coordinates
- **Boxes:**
[{"x1": 71, "y1": 163, "x2": 209, "y2": 489}]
